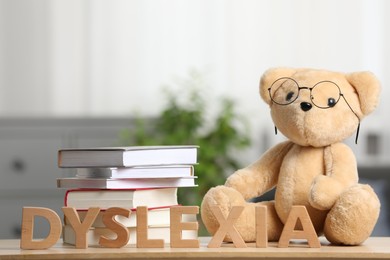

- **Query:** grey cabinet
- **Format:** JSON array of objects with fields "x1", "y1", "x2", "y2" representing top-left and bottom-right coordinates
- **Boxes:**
[{"x1": 0, "y1": 117, "x2": 133, "y2": 238}]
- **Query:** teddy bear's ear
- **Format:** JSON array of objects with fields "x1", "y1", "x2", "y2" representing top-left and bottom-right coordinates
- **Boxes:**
[
  {"x1": 259, "y1": 67, "x2": 298, "y2": 105},
  {"x1": 345, "y1": 71, "x2": 381, "y2": 116}
]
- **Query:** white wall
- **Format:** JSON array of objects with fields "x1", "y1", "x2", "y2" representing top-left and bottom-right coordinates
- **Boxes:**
[{"x1": 0, "y1": 0, "x2": 389, "y2": 164}]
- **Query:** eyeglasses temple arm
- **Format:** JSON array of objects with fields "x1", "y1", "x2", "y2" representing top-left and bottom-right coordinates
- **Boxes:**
[
  {"x1": 341, "y1": 94, "x2": 361, "y2": 145},
  {"x1": 355, "y1": 122, "x2": 360, "y2": 145}
]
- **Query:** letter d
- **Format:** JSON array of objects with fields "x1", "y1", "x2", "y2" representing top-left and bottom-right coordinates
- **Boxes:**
[{"x1": 20, "y1": 207, "x2": 62, "y2": 249}]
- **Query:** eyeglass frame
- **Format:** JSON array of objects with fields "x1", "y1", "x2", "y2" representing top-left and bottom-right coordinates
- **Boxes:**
[{"x1": 267, "y1": 77, "x2": 361, "y2": 144}]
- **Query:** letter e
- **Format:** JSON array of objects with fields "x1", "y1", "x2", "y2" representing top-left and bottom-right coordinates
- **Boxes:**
[{"x1": 170, "y1": 206, "x2": 199, "y2": 248}]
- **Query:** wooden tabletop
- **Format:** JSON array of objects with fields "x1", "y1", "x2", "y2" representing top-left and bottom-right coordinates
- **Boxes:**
[{"x1": 1, "y1": 237, "x2": 390, "y2": 260}]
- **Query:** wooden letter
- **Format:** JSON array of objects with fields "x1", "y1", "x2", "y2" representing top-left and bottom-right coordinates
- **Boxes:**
[
  {"x1": 170, "y1": 206, "x2": 199, "y2": 248},
  {"x1": 256, "y1": 206, "x2": 267, "y2": 248},
  {"x1": 278, "y1": 206, "x2": 321, "y2": 248},
  {"x1": 62, "y1": 207, "x2": 100, "y2": 249},
  {"x1": 20, "y1": 207, "x2": 62, "y2": 249},
  {"x1": 99, "y1": 207, "x2": 131, "y2": 248},
  {"x1": 207, "y1": 205, "x2": 246, "y2": 248},
  {"x1": 136, "y1": 206, "x2": 164, "y2": 248}
]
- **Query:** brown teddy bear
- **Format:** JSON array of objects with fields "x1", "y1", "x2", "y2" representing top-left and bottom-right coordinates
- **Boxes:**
[{"x1": 201, "y1": 67, "x2": 381, "y2": 245}]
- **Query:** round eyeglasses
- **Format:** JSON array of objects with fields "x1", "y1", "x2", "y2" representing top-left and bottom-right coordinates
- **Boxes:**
[
  {"x1": 268, "y1": 77, "x2": 361, "y2": 144},
  {"x1": 268, "y1": 77, "x2": 343, "y2": 109}
]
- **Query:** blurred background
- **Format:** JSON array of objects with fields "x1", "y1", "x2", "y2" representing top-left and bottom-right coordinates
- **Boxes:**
[{"x1": 0, "y1": 0, "x2": 389, "y2": 239}]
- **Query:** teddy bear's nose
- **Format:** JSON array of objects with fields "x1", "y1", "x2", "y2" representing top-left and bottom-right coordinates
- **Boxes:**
[{"x1": 300, "y1": 102, "x2": 312, "y2": 112}]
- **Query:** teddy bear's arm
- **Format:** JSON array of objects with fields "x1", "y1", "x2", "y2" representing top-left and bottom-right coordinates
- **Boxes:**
[
  {"x1": 309, "y1": 143, "x2": 359, "y2": 210},
  {"x1": 225, "y1": 141, "x2": 294, "y2": 200}
]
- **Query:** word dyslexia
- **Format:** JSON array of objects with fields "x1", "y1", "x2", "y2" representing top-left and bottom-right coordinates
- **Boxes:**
[{"x1": 20, "y1": 205, "x2": 320, "y2": 249}]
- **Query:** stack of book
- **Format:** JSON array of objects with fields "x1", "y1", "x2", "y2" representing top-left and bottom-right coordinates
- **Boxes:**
[{"x1": 57, "y1": 145, "x2": 198, "y2": 246}]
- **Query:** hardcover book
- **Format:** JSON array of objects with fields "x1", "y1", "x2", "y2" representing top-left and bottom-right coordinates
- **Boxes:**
[
  {"x1": 57, "y1": 177, "x2": 197, "y2": 189},
  {"x1": 65, "y1": 188, "x2": 178, "y2": 209},
  {"x1": 58, "y1": 145, "x2": 198, "y2": 168},
  {"x1": 75, "y1": 165, "x2": 194, "y2": 179},
  {"x1": 62, "y1": 224, "x2": 198, "y2": 246},
  {"x1": 66, "y1": 206, "x2": 174, "y2": 228}
]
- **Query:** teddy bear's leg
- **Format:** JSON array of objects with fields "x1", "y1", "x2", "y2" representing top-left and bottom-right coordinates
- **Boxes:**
[
  {"x1": 323, "y1": 184, "x2": 380, "y2": 245},
  {"x1": 201, "y1": 185, "x2": 283, "y2": 242}
]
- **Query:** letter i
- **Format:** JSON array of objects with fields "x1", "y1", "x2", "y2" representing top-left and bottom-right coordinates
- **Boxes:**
[{"x1": 256, "y1": 206, "x2": 267, "y2": 248}]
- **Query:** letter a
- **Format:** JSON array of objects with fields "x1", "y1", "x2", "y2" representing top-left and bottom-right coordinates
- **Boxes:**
[
  {"x1": 278, "y1": 206, "x2": 321, "y2": 248},
  {"x1": 207, "y1": 205, "x2": 246, "y2": 248},
  {"x1": 20, "y1": 207, "x2": 62, "y2": 249}
]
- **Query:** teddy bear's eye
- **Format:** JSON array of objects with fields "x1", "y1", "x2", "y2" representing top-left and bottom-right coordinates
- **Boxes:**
[
  {"x1": 328, "y1": 98, "x2": 336, "y2": 107},
  {"x1": 286, "y1": 91, "x2": 295, "y2": 102}
]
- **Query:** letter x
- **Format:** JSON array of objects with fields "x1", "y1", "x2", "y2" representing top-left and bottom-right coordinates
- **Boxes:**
[{"x1": 207, "y1": 205, "x2": 246, "y2": 248}]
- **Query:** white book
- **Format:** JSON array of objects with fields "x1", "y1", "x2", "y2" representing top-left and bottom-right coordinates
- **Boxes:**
[
  {"x1": 65, "y1": 188, "x2": 178, "y2": 210},
  {"x1": 75, "y1": 165, "x2": 194, "y2": 179},
  {"x1": 57, "y1": 177, "x2": 197, "y2": 189},
  {"x1": 62, "y1": 224, "x2": 198, "y2": 246},
  {"x1": 65, "y1": 207, "x2": 196, "y2": 228},
  {"x1": 66, "y1": 207, "x2": 174, "y2": 228},
  {"x1": 58, "y1": 145, "x2": 198, "y2": 168}
]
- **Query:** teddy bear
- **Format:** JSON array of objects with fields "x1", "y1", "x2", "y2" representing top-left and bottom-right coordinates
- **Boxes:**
[{"x1": 201, "y1": 67, "x2": 381, "y2": 245}]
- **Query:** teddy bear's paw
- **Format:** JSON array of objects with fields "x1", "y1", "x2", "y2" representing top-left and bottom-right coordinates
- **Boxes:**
[
  {"x1": 225, "y1": 168, "x2": 261, "y2": 199},
  {"x1": 309, "y1": 175, "x2": 343, "y2": 210},
  {"x1": 323, "y1": 184, "x2": 380, "y2": 245},
  {"x1": 200, "y1": 186, "x2": 257, "y2": 242}
]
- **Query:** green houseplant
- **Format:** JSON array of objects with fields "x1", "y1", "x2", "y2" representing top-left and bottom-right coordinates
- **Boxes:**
[{"x1": 119, "y1": 71, "x2": 251, "y2": 208}]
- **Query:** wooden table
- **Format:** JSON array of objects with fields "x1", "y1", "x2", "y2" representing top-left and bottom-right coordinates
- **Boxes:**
[{"x1": 1, "y1": 237, "x2": 390, "y2": 260}]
